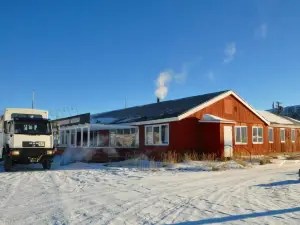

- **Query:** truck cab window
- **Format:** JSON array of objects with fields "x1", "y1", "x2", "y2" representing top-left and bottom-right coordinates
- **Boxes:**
[{"x1": 14, "y1": 120, "x2": 52, "y2": 135}]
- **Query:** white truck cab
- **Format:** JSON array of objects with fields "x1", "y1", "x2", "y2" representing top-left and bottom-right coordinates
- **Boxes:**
[{"x1": 0, "y1": 108, "x2": 54, "y2": 171}]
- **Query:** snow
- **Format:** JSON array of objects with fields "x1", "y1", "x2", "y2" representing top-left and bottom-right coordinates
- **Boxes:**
[
  {"x1": 257, "y1": 110, "x2": 294, "y2": 125},
  {"x1": 1, "y1": 157, "x2": 300, "y2": 224},
  {"x1": 199, "y1": 114, "x2": 235, "y2": 123}
]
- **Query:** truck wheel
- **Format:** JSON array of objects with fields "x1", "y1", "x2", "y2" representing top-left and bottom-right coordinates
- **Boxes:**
[
  {"x1": 4, "y1": 157, "x2": 13, "y2": 172},
  {"x1": 42, "y1": 160, "x2": 52, "y2": 170}
]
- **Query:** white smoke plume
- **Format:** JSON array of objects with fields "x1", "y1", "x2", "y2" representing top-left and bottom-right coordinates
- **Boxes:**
[
  {"x1": 60, "y1": 147, "x2": 95, "y2": 166},
  {"x1": 155, "y1": 71, "x2": 172, "y2": 101},
  {"x1": 154, "y1": 61, "x2": 193, "y2": 101}
]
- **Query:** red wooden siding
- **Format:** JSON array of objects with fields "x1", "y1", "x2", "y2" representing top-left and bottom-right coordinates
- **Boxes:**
[
  {"x1": 199, "y1": 123, "x2": 221, "y2": 156},
  {"x1": 139, "y1": 94, "x2": 300, "y2": 158}
]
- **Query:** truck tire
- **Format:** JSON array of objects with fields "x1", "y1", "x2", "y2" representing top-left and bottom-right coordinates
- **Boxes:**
[
  {"x1": 4, "y1": 157, "x2": 13, "y2": 172},
  {"x1": 42, "y1": 160, "x2": 52, "y2": 170}
]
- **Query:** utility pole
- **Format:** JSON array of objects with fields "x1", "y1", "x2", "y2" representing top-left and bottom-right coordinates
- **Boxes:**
[
  {"x1": 125, "y1": 96, "x2": 127, "y2": 109},
  {"x1": 32, "y1": 89, "x2": 35, "y2": 109}
]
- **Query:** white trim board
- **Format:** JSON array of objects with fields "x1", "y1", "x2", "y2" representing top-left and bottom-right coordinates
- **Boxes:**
[{"x1": 129, "y1": 117, "x2": 178, "y2": 126}]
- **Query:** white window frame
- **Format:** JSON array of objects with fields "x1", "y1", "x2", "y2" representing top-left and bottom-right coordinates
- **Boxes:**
[
  {"x1": 280, "y1": 128, "x2": 285, "y2": 143},
  {"x1": 268, "y1": 127, "x2": 274, "y2": 143},
  {"x1": 291, "y1": 129, "x2": 296, "y2": 143},
  {"x1": 235, "y1": 126, "x2": 248, "y2": 145},
  {"x1": 145, "y1": 124, "x2": 169, "y2": 146},
  {"x1": 252, "y1": 126, "x2": 264, "y2": 144}
]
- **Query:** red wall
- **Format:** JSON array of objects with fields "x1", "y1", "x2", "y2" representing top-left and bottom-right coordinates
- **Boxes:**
[{"x1": 135, "y1": 94, "x2": 300, "y2": 158}]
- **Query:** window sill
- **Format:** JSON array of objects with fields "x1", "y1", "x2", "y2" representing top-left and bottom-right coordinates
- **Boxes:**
[
  {"x1": 145, "y1": 144, "x2": 169, "y2": 146},
  {"x1": 269, "y1": 142, "x2": 274, "y2": 144},
  {"x1": 281, "y1": 141, "x2": 285, "y2": 143},
  {"x1": 235, "y1": 143, "x2": 248, "y2": 145},
  {"x1": 253, "y1": 142, "x2": 264, "y2": 144}
]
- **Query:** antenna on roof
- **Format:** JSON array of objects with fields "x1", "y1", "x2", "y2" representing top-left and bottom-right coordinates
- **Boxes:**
[{"x1": 32, "y1": 89, "x2": 35, "y2": 109}]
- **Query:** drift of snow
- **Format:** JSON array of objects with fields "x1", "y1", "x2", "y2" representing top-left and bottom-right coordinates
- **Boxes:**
[{"x1": 0, "y1": 157, "x2": 300, "y2": 224}]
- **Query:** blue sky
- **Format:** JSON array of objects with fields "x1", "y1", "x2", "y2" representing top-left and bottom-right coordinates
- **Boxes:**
[{"x1": 1, "y1": 0, "x2": 300, "y2": 119}]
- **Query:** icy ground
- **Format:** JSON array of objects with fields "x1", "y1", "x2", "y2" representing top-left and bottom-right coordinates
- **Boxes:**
[{"x1": 0, "y1": 158, "x2": 300, "y2": 225}]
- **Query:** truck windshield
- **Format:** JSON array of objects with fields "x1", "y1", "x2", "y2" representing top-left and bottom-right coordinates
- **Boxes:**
[{"x1": 14, "y1": 121, "x2": 52, "y2": 135}]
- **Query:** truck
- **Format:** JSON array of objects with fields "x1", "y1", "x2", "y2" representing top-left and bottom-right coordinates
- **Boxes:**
[{"x1": 0, "y1": 108, "x2": 54, "y2": 171}]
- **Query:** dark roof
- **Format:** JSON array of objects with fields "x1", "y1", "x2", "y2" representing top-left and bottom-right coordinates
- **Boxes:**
[{"x1": 91, "y1": 90, "x2": 229, "y2": 124}]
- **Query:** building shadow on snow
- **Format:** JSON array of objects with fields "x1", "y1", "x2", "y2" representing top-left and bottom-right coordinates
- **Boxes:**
[
  {"x1": 255, "y1": 180, "x2": 300, "y2": 187},
  {"x1": 167, "y1": 206, "x2": 300, "y2": 225}
]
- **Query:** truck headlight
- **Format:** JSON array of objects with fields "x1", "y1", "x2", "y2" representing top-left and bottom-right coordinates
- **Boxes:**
[
  {"x1": 46, "y1": 150, "x2": 53, "y2": 155},
  {"x1": 11, "y1": 151, "x2": 20, "y2": 156}
]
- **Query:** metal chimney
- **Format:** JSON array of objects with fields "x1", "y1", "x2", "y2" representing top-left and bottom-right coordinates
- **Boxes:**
[{"x1": 157, "y1": 97, "x2": 160, "y2": 103}]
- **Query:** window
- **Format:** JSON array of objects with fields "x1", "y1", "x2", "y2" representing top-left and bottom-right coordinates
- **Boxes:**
[
  {"x1": 14, "y1": 120, "x2": 51, "y2": 135},
  {"x1": 71, "y1": 129, "x2": 76, "y2": 146},
  {"x1": 145, "y1": 124, "x2": 169, "y2": 145},
  {"x1": 280, "y1": 128, "x2": 285, "y2": 143},
  {"x1": 82, "y1": 128, "x2": 88, "y2": 146},
  {"x1": 268, "y1": 127, "x2": 274, "y2": 143},
  {"x1": 292, "y1": 129, "x2": 296, "y2": 143},
  {"x1": 76, "y1": 128, "x2": 82, "y2": 146},
  {"x1": 235, "y1": 126, "x2": 247, "y2": 144},
  {"x1": 90, "y1": 131, "x2": 97, "y2": 147},
  {"x1": 252, "y1": 126, "x2": 263, "y2": 144},
  {"x1": 60, "y1": 130, "x2": 65, "y2": 145}
]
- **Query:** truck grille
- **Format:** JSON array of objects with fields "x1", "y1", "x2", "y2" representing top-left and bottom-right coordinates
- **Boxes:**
[{"x1": 22, "y1": 141, "x2": 45, "y2": 147}]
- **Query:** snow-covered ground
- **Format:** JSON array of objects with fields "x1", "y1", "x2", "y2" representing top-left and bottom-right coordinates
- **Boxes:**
[{"x1": 0, "y1": 157, "x2": 300, "y2": 225}]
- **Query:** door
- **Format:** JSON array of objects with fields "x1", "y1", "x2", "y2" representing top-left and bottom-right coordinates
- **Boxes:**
[{"x1": 224, "y1": 126, "x2": 233, "y2": 157}]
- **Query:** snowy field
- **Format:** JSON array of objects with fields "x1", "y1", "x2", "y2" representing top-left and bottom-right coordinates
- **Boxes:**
[{"x1": 0, "y1": 157, "x2": 300, "y2": 225}]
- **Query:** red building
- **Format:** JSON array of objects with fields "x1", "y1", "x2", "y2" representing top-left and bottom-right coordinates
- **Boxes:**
[{"x1": 91, "y1": 90, "x2": 300, "y2": 159}]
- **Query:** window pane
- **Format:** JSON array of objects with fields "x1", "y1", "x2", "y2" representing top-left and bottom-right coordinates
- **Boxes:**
[
  {"x1": 82, "y1": 128, "x2": 88, "y2": 146},
  {"x1": 124, "y1": 129, "x2": 130, "y2": 135},
  {"x1": 242, "y1": 127, "x2": 247, "y2": 143},
  {"x1": 258, "y1": 137, "x2": 263, "y2": 143},
  {"x1": 153, "y1": 126, "x2": 160, "y2": 144},
  {"x1": 253, "y1": 136, "x2": 258, "y2": 142},
  {"x1": 60, "y1": 131, "x2": 65, "y2": 145},
  {"x1": 77, "y1": 129, "x2": 81, "y2": 146},
  {"x1": 258, "y1": 128, "x2": 263, "y2": 138},
  {"x1": 130, "y1": 128, "x2": 136, "y2": 134},
  {"x1": 268, "y1": 129, "x2": 273, "y2": 142},
  {"x1": 280, "y1": 129, "x2": 285, "y2": 141},
  {"x1": 146, "y1": 127, "x2": 153, "y2": 145},
  {"x1": 161, "y1": 125, "x2": 169, "y2": 144},
  {"x1": 117, "y1": 129, "x2": 124, "y2": 135},
  {"x1": 292, "y1": 130, "x2": 296, "y2": 141},
  {"x1": 236, "y1": 127, "x2": 241, "y2": 143},
  {"x1": 253, "y1": 127, "x2": 257, "y2": 137},
  {"x1": 66, "y1": 130, "x2": 70, "y2": 146},
  {"x1": 71, "y1": 129, "x2": 75, "y2": 145},
  {"x1": 90, "y1": 131, "x2": 94, "y2": 147}
]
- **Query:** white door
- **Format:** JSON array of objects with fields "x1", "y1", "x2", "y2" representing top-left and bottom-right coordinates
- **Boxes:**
[{"x1": 224, "y1": 126, "x2": 233, "y2": 157}]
